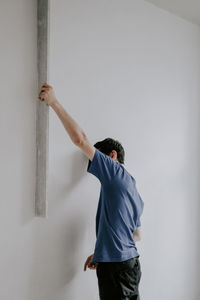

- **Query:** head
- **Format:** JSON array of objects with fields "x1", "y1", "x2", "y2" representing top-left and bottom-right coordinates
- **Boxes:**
[{"x1": 94, "y1": 138, "x2": 125, "y2": 164}]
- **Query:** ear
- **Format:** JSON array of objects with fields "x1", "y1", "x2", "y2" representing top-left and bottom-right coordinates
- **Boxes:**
[{"x1": 110, "y1": 150, "x2": 118, "y2": 160}]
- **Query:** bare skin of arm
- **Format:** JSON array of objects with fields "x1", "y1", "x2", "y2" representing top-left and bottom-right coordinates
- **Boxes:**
[
  {"x1": 38, "y1": 83, "x2": 97, "y2": 271},
  {"x1": 133, "y1": 227, "x2": 141, "y2": 242}
]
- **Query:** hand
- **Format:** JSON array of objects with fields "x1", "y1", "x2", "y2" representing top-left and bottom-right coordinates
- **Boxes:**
[
  {"x1": 38, "y1": 82, "x2": 57, "y2": 106},
  {"x1": 84, "y1": 254, "x2": 98, "y2": 271}
]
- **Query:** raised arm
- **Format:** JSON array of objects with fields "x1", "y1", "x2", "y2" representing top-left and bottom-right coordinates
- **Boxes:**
[{"x1": 38, "y1": 82, "x2": 95, "y2": 161}]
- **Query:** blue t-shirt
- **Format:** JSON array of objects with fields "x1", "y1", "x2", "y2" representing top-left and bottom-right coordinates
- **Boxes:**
[{"x1": 87, "y1": 148, "x2": 144, "y2": 263}]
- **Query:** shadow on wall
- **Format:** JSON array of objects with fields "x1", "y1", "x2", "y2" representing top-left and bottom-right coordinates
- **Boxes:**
[
  {"x1": 20, "y1": 146, "x2": 87, "y2": 225},
  {"x1": 30, "y1": 209, "x2": 88, "y2": 300},
  {"x1": 49, "y1": 149, "x2": 88, "y2": 208},
  {"x1": 29, "y1": 150, "x2": 90, "y2": 300}
]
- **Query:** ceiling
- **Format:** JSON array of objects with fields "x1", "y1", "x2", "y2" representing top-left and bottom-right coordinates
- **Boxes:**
[{"x1": 144, "y1": 0, "x2": 200, "y2": 26}]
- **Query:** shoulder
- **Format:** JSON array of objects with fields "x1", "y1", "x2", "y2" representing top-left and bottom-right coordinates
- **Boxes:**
[
  {"x1": 87, "y1": 148, "x2": 120, "y2": 184},
  {"x1": 76, "y1": 136, "x2": 96, "y2": 161}
]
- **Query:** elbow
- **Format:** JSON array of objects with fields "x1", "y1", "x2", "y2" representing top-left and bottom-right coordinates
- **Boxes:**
[
  {"x1": 73, "y1": 132, "x2": 87, "y2": 146},
  {"x1": 74, "y1": 137, "x2": 83, "y2": 145},
  {"x1": 73, "y1": 135, "x2": 85, "y2": 146}
]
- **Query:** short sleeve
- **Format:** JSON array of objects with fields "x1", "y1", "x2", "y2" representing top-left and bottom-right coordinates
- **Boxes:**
[
  {"x1": 87, "y1": 148, "x2": 118, "y2": 185},
  {"x1": 136, "y1": 217, "x2": 141, "y2": 227}
]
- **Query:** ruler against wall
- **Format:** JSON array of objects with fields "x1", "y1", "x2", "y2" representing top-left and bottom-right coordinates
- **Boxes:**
[{"x1": 35, "y1": 0, "x2": 50, "y2": 217}]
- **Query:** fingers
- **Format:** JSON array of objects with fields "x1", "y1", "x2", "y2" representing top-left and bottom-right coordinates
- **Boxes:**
[
  {"x1": 38, "y1": 91, "x2": 46, "y2": 100},
  {"x1": 84, "y1": 256, "x2": 90, "y2": 271},
  {"x1": 40, "y1": 86, "x2": 50, "y2": 93},
  {"x1": 39, "y1": 82, "x2": 51, "y2": 93},
  {"x1": 84, "y1": 258, "x2": 98, "y2": 271},
  {"x1": 38, "y1": 82, "x2": 56, "y2": 105},
  {"x1": 41, "y1": 87, "x2": 49, "y2": 92},
  {"x1": 88, "y1": 263, "x2": 98, "y2": 270},
  {"x1": 38, "y1": 82, "x2": 50, "y2": 100},
  {"x1": 42, "y1": 82, "x2": 51, "y2": 88}
]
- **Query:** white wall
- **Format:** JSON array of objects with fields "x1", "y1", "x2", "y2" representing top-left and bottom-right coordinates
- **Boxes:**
[
  {"x1": 0, "y1": 0, "x2": 200, "y2": 300},
  {"x1": 0, "y1": 0, "x2": 37, "y2": 299}
]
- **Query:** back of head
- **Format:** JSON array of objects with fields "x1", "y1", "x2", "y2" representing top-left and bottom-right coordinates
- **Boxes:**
[{"x1": 94, "y1": 137, "x2": 125, "y2": 164}]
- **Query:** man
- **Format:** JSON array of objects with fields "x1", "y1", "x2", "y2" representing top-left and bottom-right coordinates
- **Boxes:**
[{"x1": 38, "y1": 83, "x2": 144, "y2": 300}]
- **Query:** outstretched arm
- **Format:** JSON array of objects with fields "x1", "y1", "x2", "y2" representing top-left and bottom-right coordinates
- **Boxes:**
[{"x1": 38, "y1": 82, "x2": 95, "y2": 161}]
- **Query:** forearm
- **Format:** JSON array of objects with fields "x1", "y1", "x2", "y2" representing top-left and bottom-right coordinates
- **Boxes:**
[
  {"x1": 133, "y1": 232, "x2": 141, "y2": 242},
  {"x1": 50, "y1": 100, "x2": 86, "y2": 144},
  {"x1": 133, "y1": 227, "x2": 141, "y2": 242}
]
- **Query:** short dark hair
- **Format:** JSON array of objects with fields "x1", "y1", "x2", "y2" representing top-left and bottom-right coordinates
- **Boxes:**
[{"x1": 94, "y1": 137, "x2": 125, "y2": 164}]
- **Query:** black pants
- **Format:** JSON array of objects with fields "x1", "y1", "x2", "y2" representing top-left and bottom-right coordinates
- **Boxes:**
[{"x1": 96, "y1": 256, "x2": 141, "y2": 300}]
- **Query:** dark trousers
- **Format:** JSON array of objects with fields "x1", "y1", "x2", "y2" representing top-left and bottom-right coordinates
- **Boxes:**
[{"x1": 96, "y1": 256, "x2": 141, "y2": 300}]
